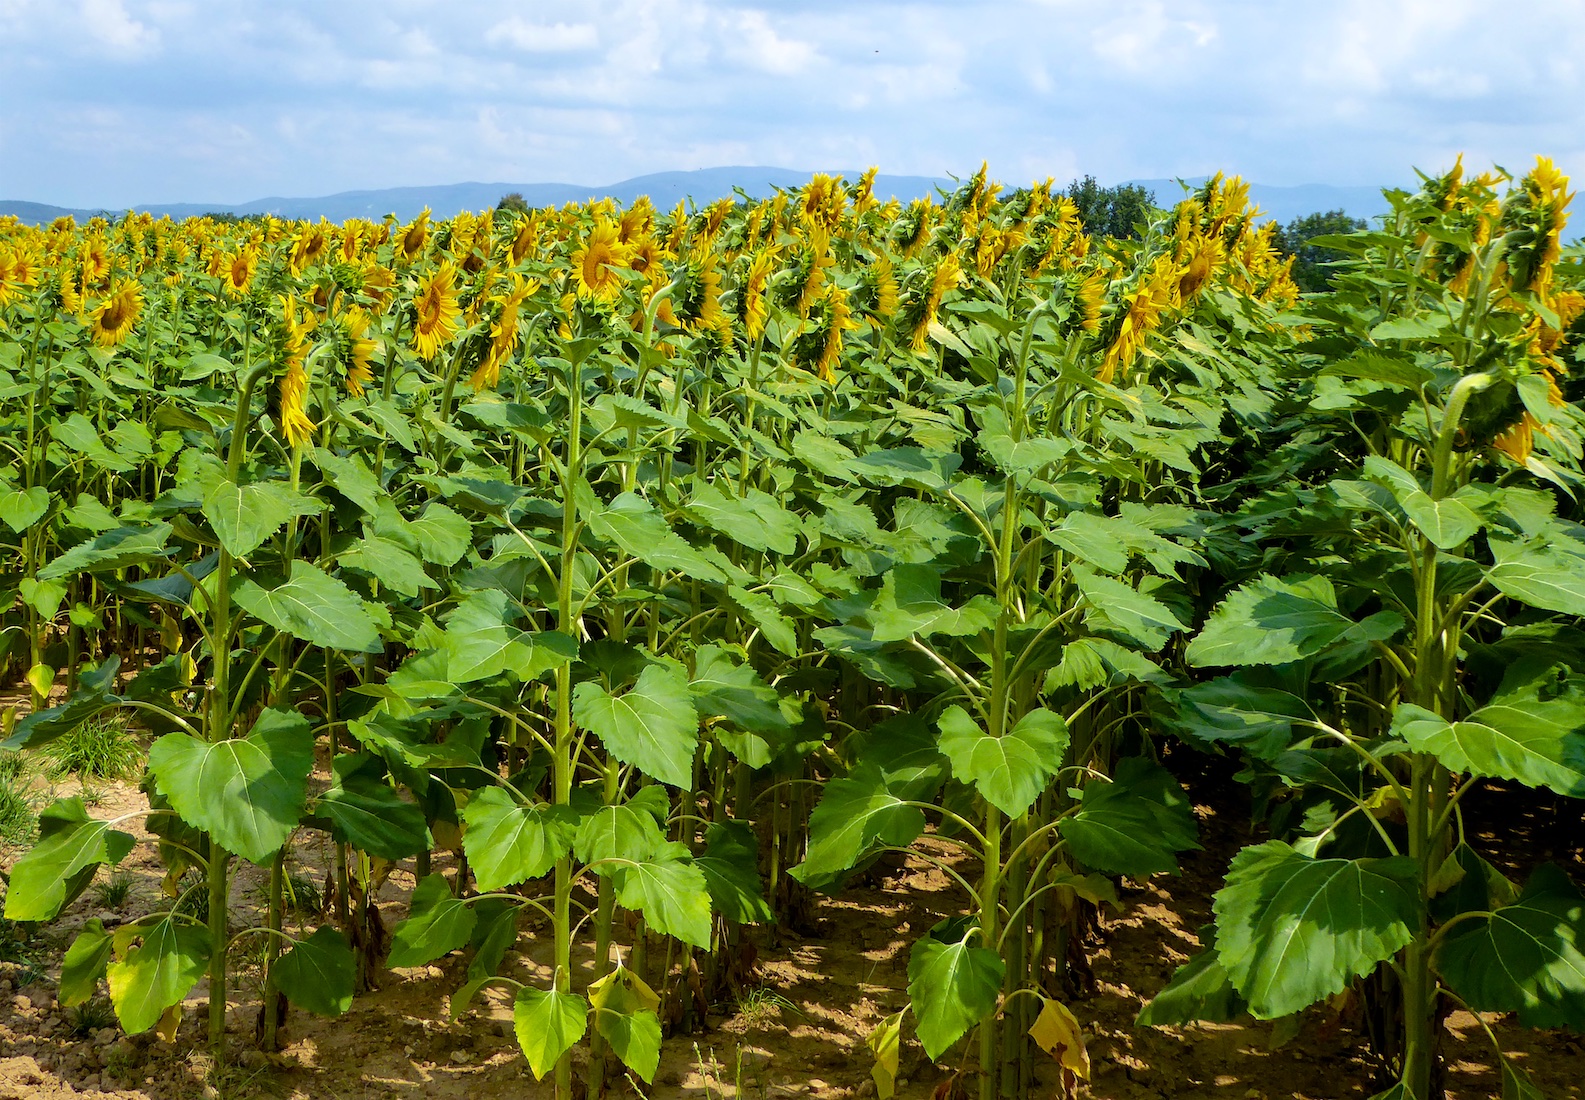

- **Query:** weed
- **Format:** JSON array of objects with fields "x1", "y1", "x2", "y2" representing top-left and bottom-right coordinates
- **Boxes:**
[
  {"x1": 0, "y1": 772, "x2": 36, "y2": 848},
  {"x1": 94, "y1": 871, "x2": 134, "y2": 910},
  {"x1": 41, "y1": 713, "x2": 142, "y2": 782},
  {"x1": 735, "y1": 983, "x2": 802, "y2": 1025},
  {"x1": 283, "y1": 870, "x2": 323, "y2": 917},
  {"x1": 68, "y1": 997, "x2": 117, "y2": 1037},
  {"x1": 0, "y1": 918, "x2": 45, "y2": 986}
]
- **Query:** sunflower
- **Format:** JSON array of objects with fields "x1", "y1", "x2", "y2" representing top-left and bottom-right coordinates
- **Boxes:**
[
  {"x1": 1098, "y1": 257, "x2": 1177, "y2": 385},
  {"x1": 906, "y1": 252, "x2": 962, "y2": 353},
  {"x1": 852, "y1": 166, "x2": 880, "y2": 217},
  {"x1": 410, "y1": 261, "x2": 462, "y2": 361},
  {"x1": 90, "y1": 278, "x2": 143, "y2": 347},
  {"x1": 510, "y1": 217, "x2": 539, "y2": 265},
  {"x1": 337, "y1": 307, "x2": 377, "y2": 397},
  {"x1": 276, "y1": 296, "x2": 318, "y2": 447},
  {"x1": 1492, "y1": 412, "x2": 1540, "y2": 465},
  {"x1": 855, "y1": 254, "x2": 899, "y2": 327},
  {"x1": 224, "y1": 245, "x2": 259, "y2": 299},
  {"x1": 80, "y1": 237, "x2": 111, "y2": 290},
  {"x1": 1073, "y1": 270, "x2": 1106, "y2": 333},
  {"x1": 737, "y1": 248, "x2": 778, "y2": 341},
  {"x1": 1501, "y1": 157, "x2": 1573, "y2": 297},
  {"x1": 470, "y1": 274, "x2": 537, "y2": 392},
  {"x1": 571, "y1": 218, "x2": 630, "y2": 302},
  {"x1": 673, "y1": 248, "x2": 732, "y2": 342},
  {"x1": 1176, "y1": 232, "x2": 1223, "y2": 300},
  {"x1": 290, "y1": 223, "x2": 331, "y2": 274},
  {"x1": 398, "y1": 209, "x2": 431, "y2": 261},
  {"x1": 618, "y1": 198, "x2": 655, "y2": 244},
  {"x1": 781, "y1": 228, "x2": 834, "y2": 319}
]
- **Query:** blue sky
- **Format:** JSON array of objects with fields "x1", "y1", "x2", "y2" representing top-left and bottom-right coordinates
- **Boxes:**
[{"x1": 3, "y1": 0, "x2": 1583, "y2": 207}]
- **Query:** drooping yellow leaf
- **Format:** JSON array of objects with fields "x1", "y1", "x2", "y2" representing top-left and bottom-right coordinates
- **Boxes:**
[
  {"x1": 865, "y1": 1011, "x2": 903, "y2": 1099},
  {"x1": 155, "y1": 1003, "x2": 182, "y2": 1043},
  {"x1": 587, "y1": 962, "x2": 661, "y2": 1015},
  {"x1": 1029, "y1": 997, "x2": 1089, "y2": 1079}
]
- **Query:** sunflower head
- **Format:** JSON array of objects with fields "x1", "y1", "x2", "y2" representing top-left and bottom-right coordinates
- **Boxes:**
[
  {"x1": 329, "y1": 306, "x2": 377, "y2": 397},
  {"x1": 736, "y1": 247, "x2": 780, "y2": 342},
  {"x1": 571, "y1": 218, "x2": 631, "y2": 303},
  {"x1": 398, "y1": 209, "x2": 432, "y2": 262},
  {"x1": 1501, "y1": 157, "x2": 1573, "y2": 297},
  {"x1": 90, "y1": 278, "x2": 144, "y2": 348},
  {"x1": 854, "y1": 253, "x2": 899, "y2": 326},
  {"x1": 408, "y1": 261, "x2": 463, "y2": 361},
  {"x1": 792, "y1": 284, "x2": 860, "y2": 382}
]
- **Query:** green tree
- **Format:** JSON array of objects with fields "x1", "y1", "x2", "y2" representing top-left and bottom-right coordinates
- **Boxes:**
[
  {"x1": 1064, "y1": 175, "x2": 1156, "y2": 239},
  {"x1": 495, "y1": 192, "x2": 530, "y2": 223},
  {"x1": 1273, "y1": 209, "x2": 1366, "y2": 292}
]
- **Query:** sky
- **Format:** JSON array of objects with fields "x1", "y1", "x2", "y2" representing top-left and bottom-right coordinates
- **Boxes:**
[{"x1": 3, "y1": 0, "x2": 1584, "y2": 208}]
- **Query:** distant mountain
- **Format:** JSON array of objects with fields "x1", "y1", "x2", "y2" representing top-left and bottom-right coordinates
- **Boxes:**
[{"x1": 3, "y1": 166, "x2": 1394, "y2": 227}]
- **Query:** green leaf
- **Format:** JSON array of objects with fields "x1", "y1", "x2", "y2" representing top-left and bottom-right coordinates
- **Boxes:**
[
  {"x1": 462, "y1": 787, "x2": 576, "y2": 891},
  {"x1": 869, "y1": 565, "x2": 997, "y2": 643},
  {"x1": 690, "y1": 644, "x2": 791, "y2": 761},
  {"x1": 339, "y1": 536, "x2": 434, "y2": 598},
  {"x1": 2, "y1": 656, "x2": 123, "y2": 751},
  {"x1": 724, "y1": 585, "x2": 798, "y2": 656},
  {"x1": 1370, "y1": 315, "x2": 1446, "y2": 341},
  {"x1": 1059, "y1": 756, "x2": 1200, "y2": 877},
  {"x1": 201, "y1": 475, "x2": 320, "y2": 559},
  {"x1": 792, "y1": 763, "x2": 925, "y2": 884},
  {"x1": 233, "y1": 561, "x2": 381, "y2": 652},
  {"x1": 1319, "y1": 351, "x2": 1434, "y2": 389},
  {"x1": 443, "y1": 589, "x2": 536, "y2": 683},
  {"x1": 573, "y1": 788, "x2": 668, "y2": 865},
  {"x1": 0, "y1": 485, "x2": 49, "y2": 533},
  {"x1": 408, "y1": 503, "x2": 471, "y2": 566},
  {"x1": 514, "y1": 986, "x2": 588, "y2": 1081},
  {"x1": 54, "y1": 412, "x2": 134, "y2": 472},
  {"x1": 695, "y1": 821, "x2": 773, "y2": 925},
  {"x1": 1188, "y1": 573, "x2": 1356, "y2": 668},
  {"x1": 18, "y1": 576, "x2": 68, "y2": 618},
  {"x1": 107, "y1": 916, "x2": 210, "y2": 1035},
  {"x1": 1437, "y1": 863, "x2": 1585, "y2": 1028},
  {"x1": 273, "y1": 926, "x2": 355, "y2": 1017},
  {"x1": 60, "y1": 920, "x2": 113, "y2": 1007},
  {"x1": 938, "y1": 706, "x2": 1066, "y2": 817},
  {"x1": 148, "y1": 708, "x2": 314, "y2": 864},
  {"x1": 1487, "y1": 529, "x2": 1585, "y2": 618},
  {"x1": 39, "y1": 523, "x2": 173, "y2": 581},
  {"x1": 589, "y1": 965, "x2": 663, "y2": 1082},
  {"x1": 316, "y1": 779, "x2": 430, "y2": 858},
  {"x1": 583, "y1": 490, "x2": 728, "y2": 583},
  {"x1": 388, "y1": 874, "x2": 477, "y2": 968},
  {"x1": 572, "y1": 662, "x2": 698, "y2": 788},
  {"x1": 1213, "y1": 841, "x2": 1419, "y2": 1019},
  {"x1": 907, "y1": 930, "x2": 1005, "y2": 1061},
  {"x1": 684, "y1": 481, "x2": 800, "y2": 556},
  {"x1": 1391, "y1": 693, "x2": 1585, "y2": 798},
  {"x1": 1398, "y1": 490, "x2": 1482, "y2": 550},
  {"x1": 311, "y1": 448, "x2": 382, "y2": 514},
  {"x1": 1137, "y1": 925, "x2": 1246, "y2": 1026},
  {"x1": 609, "y1": 842, "x2": 712, "y2": 949},
  {"x1": 1072, "y1": 565, "x2": 1186, "y2": 651},
  {"x1": 4, "y1": 798, "x2": 136, "y2": 921}
]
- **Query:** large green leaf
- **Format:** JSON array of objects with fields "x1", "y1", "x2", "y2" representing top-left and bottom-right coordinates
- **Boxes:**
[
  {"x1": 1213, "y1": 841, "x2": 1419, "y2": 1019},
  {"x1": 408, "y1": 502, "x2": 470, "y2": 566},
  {"x1": 1072, "y1": 565, "x2": 1186, "y2": 651},
  {"x1": 589, "y1": 967, "x2": 663, "y2": 1083},
  {"x1": 791, "y1": 763, "x2": 926, "y2": 884},
  {"x1": 1486, "y1": 528, "x2": 1585, "y2": 617},
  {"x1": 233, "y1": 560, "x2": 381, "y2": 652},
  {"x1": 443, "y1": 589, "x2": 537, "y2": 683},
  {"x1": 1058, "y1": 756, "x2": 1200, "y2": 877},
  {"x1": 583, "y1": 490, "x2": 728, "y2": 583},
  {"x1": 690, "y1": 644, "x2": 793, "y2": 767},
  {"x1": 573, "y1": 787, "x2": 668, "y2": 865},
  {"x1": 148, "y1": 708, "x2": 314, "y2": 864},
  {"x1": 316, "y1": 779, "x2": 431, "y2": 858},
  {"x1": 1392, "y1": 692, "x2": 1585, "y2": 798},
  {"x1": 572, "y1": 662, "x2": 698, "y2": 788},
  {"x1": 695, "y1": 821, "x2": 773, "y2": 925},
  {"x1": 1137, "y1": 925, "x2": 1246, "y2": 1026},
  {"x1": 907, "y1": 930, "x2": 1005, "y2": 1061},
  {"x1": 107, "y1": 916, "x2": 210, "y2": 1035},
  {"x1": 0, "y1": 485, "x2": 49, "y2": 533},
  {"x1": 608, "y1": 842, "x2": 712, "y2": 949},
  {"x1": 201, "y1": 475, "x2": 320, "y2": 559},
  {"x1": 388, "y1": 874, "x2": 476, "y2": 968},
  {"x1": 1188, "y1": 573, "x2": 1375, "y2": 668},
  {"x1": 462, "y1": 786, "x2": 576, "y2": 891},
  {"x1": 937, "y1": 706, "x2": 1066, "y2": 818},
  {"x1": 5, "y1": 797, "x2": 136, "y2": 921},
  {"x1": 684, "y1": 481, "x2": 800, "y2": 555},
  {"x1": 2, "y1": 656, "x2": 123, "y2": 751},
  {"x1": 338, "y1": 536, "x2": 434, "y2": 598},
  {"x1": 273, "y1": 926, "x2": 355, "y2": 1017},
  {"x1": 39, "y1": 523, "x2": 173, "y2": 581},
  {"x1": 868, "y1": 565, "x2": 997, "y2": 644},
  {"x1": 514, "y1": 986, "x2": 588, "y2": 1081},
  {"x1": 1437, "y1": 863, "x2": 1585, "y2": 1028},
  {"x1": 59, "y1": 920, "x2": 113, "y2": 1007},
  {"x1": 1160, "y1": 673, "x2": 1318, "y2": 759}
]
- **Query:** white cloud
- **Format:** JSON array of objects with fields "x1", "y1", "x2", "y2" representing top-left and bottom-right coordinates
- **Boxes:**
[
  {"x1": 725, "y1": 10, "x2": 818, "y2": 75},
  {"x1": 80, "y1": 0, "x2": 158, "y2": 55},
  {"x1": 485, "y1": 17, "x2": 598, "y2": 53}
]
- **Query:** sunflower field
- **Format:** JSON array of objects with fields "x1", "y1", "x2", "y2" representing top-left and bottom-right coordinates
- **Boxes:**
[{"x1": 0, "y1": 158, "x2": 1583, "y2": 1100}]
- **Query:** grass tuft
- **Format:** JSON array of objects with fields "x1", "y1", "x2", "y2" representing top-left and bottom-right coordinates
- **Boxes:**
[{"x1": 41, "y1": 714, "x2": 142, "y2": 782}]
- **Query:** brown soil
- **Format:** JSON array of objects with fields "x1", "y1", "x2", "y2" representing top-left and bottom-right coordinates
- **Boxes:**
[{"x1": 0, "y1": 750, "x2": 1580, "y2": 1100}]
